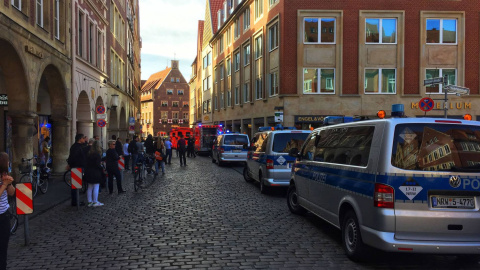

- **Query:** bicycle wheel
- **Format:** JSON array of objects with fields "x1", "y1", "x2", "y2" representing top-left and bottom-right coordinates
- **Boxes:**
[
  {"x1": 8, "y1": 197, "x2": 18, "y2": 234},
  {"x1": 63, "y1": 170, "x2": 72, "y2": 186},
  {"x1": 31, "y1": 171, "x2": 39, "y2": 197},
  {"x1": 39, "y1": 177, "x2": 49, "y2": 194}
]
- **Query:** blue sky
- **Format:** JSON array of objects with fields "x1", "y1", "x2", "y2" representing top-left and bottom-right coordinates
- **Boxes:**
[{"x1": 140, "y1": 0, "x2": 205, "y2": 81}]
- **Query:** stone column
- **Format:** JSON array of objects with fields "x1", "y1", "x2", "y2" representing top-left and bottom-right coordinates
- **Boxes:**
[
  {"x1": 10, "y1": 112, "x2": 36, "y2": 179},
  {"x1": 77, "y1": 120, "x2": 94, "y2": 139},
  {"x1": 51, "y1": 117, "x2": 71, "y2": 173}
]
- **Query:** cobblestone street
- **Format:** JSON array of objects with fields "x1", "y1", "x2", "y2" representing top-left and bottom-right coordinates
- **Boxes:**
[{"x1": 6, "y1": 156, "x2": 480, "y2": 269}]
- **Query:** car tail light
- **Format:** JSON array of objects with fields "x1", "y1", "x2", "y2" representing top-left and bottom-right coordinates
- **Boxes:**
[
  {"x1": 374, "y1": 183, "x2": 394, "y2": 208},
  {"x1": 266, "y1": 159, "x2": 274, "y2": 169},
  {"x1": 219, "y1": 147, "x2": 224, "y2": 153}
]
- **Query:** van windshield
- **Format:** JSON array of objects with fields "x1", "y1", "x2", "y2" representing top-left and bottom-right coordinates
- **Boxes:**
[
  {"x1": 391, "y1": 123, "x2": 480, "y2": 172},
  {"x1": 272, "y1": 133, "x2": 309, "y2": 153},
  {"x1": 224, "y1": 135, "x2": 248, "y2": 145}
]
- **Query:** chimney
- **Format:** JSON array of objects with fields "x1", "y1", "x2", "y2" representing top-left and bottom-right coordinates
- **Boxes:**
[{"x1": 171, "y1": 60, "x2": 179, "y2": 70}]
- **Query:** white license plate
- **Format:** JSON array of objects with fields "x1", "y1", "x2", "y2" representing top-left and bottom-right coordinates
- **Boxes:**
[{"x1": 431, "y1": 196, "x2": 475, "y2": 209}]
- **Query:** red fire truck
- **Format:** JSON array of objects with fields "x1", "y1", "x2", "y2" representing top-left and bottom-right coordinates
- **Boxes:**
[
  {"x1": 169, "y1": 127, "x2": 193, "y2": 149},
  {"x1": 193, "y1": 124, "x2": 223, "y2": 155}
]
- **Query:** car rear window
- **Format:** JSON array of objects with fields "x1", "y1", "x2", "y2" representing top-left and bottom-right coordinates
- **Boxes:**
[
  {"x1": 392, "y1": 123, "x2": 480, "y2": 171},
  {"x1": 224, "y1": 135, "x2": 249, "y2": 145},
  {"x1": 272, "y1": 133, "x2": 309, "y2": 153}
]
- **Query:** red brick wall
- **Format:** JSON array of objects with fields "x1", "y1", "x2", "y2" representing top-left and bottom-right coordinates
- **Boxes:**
[{"x1": 283, "y1": 0, "x2": 479, "y2": 95}]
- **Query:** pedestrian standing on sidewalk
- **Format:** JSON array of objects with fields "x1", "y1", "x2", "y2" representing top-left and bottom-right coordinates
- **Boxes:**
[
  {"x1": 154, "y1": 137, "x2": 166, "y2": 175},
  {"x1": 114, "y1": 136, "x2": 123, "y2": 157},
  {"x1": 187, "y1": 136, "x2": 196, "y2": 158},
  {"x1": 178, "y1": 134, "x2": 187, "y2": 166},
  {"x1": 67, "y1": 134, "x2": 87, "y2": 206},
  {"x1": 165, "y1": 137, "x2": 172, "y2": 165},
  {"x1": 105, "y1": 140, "x2": 126, "y2": 195},
  {"x1": 41, "y1": 136, "x2": 50, "y2": 165},
  {"x1": 123, "y1": 138, "x2": 130, "y2": 171},
  {"x1": 144, "y1": 134, "x2": 155, "y2": 156},
  {"x1": 84, "y1": 141, "x2": 104, "y2": 207},
  {"x1": 0, "y1": 152, "x2": 15, "y2": 270}
]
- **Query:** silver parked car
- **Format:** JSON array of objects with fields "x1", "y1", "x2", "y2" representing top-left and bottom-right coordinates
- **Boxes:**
[{"x1": 288, "y1": 114, "x2": 480, "y2": 261}]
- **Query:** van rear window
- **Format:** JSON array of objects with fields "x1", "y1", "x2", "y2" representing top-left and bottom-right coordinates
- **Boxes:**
[
  {"x1": 272, "y1": 133, "x2": 309, "y2": 153},
  {"x1": 392, "y1": 124, "x2": 480, "y2": 171},
  {"x1": 224, "y1": 135, "x2": 248, "y2": 145}
]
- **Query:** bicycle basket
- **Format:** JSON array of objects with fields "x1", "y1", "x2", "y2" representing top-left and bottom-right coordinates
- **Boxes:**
[{"x1": 18, "y1": 163, "x2": 32, "y2": 174}]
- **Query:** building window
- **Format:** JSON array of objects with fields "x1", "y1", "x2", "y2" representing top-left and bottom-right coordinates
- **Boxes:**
[
  {"x1": 171, "y1": 77, "x2": 175, "y2": 82},
  {"x1": 303, "y1": 68, "x2": 335, "y2": 94},
  {"x1": 36, "y1": 0, "x2": 43, "y2": 27},
  {"x1": 268, "y1": 22, "x2": 278, "y2": 51},
  {"x1": 255, "y1": 77, "x2": 263, "y2": 100},
  {"x1": 178, "y1": 90, "x2": 184, "y2": 95},
  {"x1": 254, "y1": 36, "x2": 262, "y2": 59},
  {"x1": 161, "y1": 101, "x2": 168, "y2": 107},
  {"x1": 173, "y1": 101, "x2": 179, "y2": 107},
  {"x1": 176, "y1": 78, "x2": 180, "y2": 83},
  {"x1": 97, "y1": 31, "x2": 103, "y2": 70},
  {"x1": 203, "y1": 52, "x2": 212, "y2": 68},
  {"x1": 12, "y1": 0, "x2": 21, "y2": 10},
  {"x1": 173, "y1": 112, "x2": 179, "y2": 119},
  {"x1": 54, "y1": 0, "x2": 60, "y2": 39},
  {"x1": 254, "y1": 0, "x2": 263, "y2": 20},
  {"x1": 304, "y1": 18, "x2": 335, "y2": 43},
  {"x1": 78, "y1": 12, "x2": 84, "y2": 57},
  {"x1": 227, "y1": 90, "x2": 232, "y2": 107},
  {"x1": 426, "y1": 19, "x2": 457, "y2": 44},
  {"x1": 203, "y1": 76, "x2": 211, "y2": 91},
  {"x1": 243, "y1": 44, "x2": 250, "y2": 66},
  {"x1": 183, "y1": 102, "x2": 189, "y2": 108},
  {"x1": 89, "y1": 23, "x2": 95, "y2": 64},
  {"x1": 226, "y1": 27, "x2": 232, "y2": 45},
  {"x1": 234, "y1": 18, "x2": 240, "y2": 39},
  {"x1": 167, "y1": 89, "x2": 173, "y2": 95},
  {"x1": 243, "y1": 7, "x2": 250, "y2": 30},
  {"x1": 269, "y1": 72, "x2": 278, "y2": 96},
  {"x1": 426, "y1": 69, "x2": 456, "y2": 94},
  {"x1": 183, "y1": 112, "x2": 189, "y2": 120},
  {"x1": 364, "y1": 69, "x2": 396, "y2": 94},
  {"x1": 226, "y1": 59, "x2": 231, "y2": 76},
  {"x1": 220, "y1": 64, "x2": 224, "y2": 80},
  {"x1": 214, "y1": 94, "x2": 218, "y2": 110},
  {"x1": 243, "y1": 83, "x2": 250, "y2": 103},
  {"x1": 269, "y1": 0, "x2": 278, "y2": 6},
  {"x1": 365, "y1": 18, "x2": 397, "y2": 44},
  {"x1": 234, "y1": 52, "x2": 240, "y2": 71},
  {"x1": 234, "y1": 86, "x2": 240, "y2": 105}
]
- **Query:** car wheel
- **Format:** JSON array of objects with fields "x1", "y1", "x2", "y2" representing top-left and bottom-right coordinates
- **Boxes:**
[
  {"x1": 217, "y1": 154, "x2": 223, "y2": 166},
  {"x1": 287, "y1": 184, "x2": 306, "y2": 215},
  {"x1": 211, "y1": 154, "x2": 216, "y2": 163},
  {"x1": 243, "y1": 166, "x2": 253, "y2": 183},
  {"x1": 259, "y1": 172, "x2": 268, "y2": 194},
  {"x1": 341, "y1": 210, "x2": 368, "y2": 261}
]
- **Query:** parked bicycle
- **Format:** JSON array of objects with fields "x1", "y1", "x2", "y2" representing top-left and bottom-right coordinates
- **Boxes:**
[
  {"x1": 133, "y1": 152, "x2": 157, "y2": 191},
  {"x1": 18, "y1": 156, "x2": 49, "y2": 197}
]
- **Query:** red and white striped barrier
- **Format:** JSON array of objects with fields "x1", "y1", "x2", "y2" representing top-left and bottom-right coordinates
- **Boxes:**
[
  {"x1": 16, "y1": 183, "x2": 33, "y2": 215},
  {"x1": 118, "y1": 156, "x2": 125, "y2": 170},
  {"x1": 71, "y1": 168, "x2": 83, "y2": 189}
]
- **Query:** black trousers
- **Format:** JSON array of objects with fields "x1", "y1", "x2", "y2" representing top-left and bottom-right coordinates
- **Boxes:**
[
  {"x1": 124, "y1": 155, "x2": 130, "y2": 170},
  {"x1": 179, "y1": 150, "x2": 186, "y2": 165},
  {"x1": 107, "y1": 168, "x2": 124, "y2": 194},
  {"x1": 0, "y1": 212, "x2": 10, "y2": 270}
]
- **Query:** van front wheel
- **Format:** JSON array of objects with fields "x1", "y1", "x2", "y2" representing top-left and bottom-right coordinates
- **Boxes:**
[
  {"x1": 341, "y1": 210, "x2": 368, "y2": 261},
  {"x1": 287, "y1": 184, "x2": 306, "y2": 215}
]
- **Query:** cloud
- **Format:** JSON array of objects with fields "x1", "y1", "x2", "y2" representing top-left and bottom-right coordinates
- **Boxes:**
[{"x1": 140, "y1": 0, "x2": 205, "y2": 79}]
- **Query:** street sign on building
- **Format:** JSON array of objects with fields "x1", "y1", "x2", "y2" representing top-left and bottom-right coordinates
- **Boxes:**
[
  {"x1": 128, "y1": 117, "x2": 135, "y2": 125},
  {"x1": 419, "y1": 97, "x2": 434, "y2": 112},
  {"x1": 96, "y1": 105, "x2": 106, "y2": 114},
  {"x1": 129, "y1": 125, "x2": 135, "y2": 134},
  {"x1": 274, "y1": 111, "x2": 283, "y2": 123},
  {"x1": 0, "y1": 94, "x2": 7, "y2": 106}
]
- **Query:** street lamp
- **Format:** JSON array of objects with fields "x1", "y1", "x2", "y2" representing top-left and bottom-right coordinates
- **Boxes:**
[{"x1": 109, "y1": 94, "x2": 119, "y2": 110}]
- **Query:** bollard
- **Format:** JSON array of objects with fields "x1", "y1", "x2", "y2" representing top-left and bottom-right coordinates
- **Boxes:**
[
  {"x1": 71, "y1": 168, "x2": 83, "y2": 210},
  {"x1": 15, "y1": 183, "x2": 33, "y2": 246}
]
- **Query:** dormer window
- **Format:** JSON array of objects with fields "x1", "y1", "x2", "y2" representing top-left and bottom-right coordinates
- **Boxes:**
[{"x1": 217, "y1": 10, "x2": 222, "y2": 30}]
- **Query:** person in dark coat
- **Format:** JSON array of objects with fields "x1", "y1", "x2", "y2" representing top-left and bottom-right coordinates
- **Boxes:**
[
  {"x1": 84, "y1": 140, "x2": 104, "y2": 207},
  {"x1": 67, "y1": 133, "x2": 87, "y2": 206},
  {"x1": 187, "y1": 136, "x2": 196, "y2": 158},
  {"x1": 177, "y1": 134, "x2": 187, "y2": 166},
  {"x1": 105, "y1": 140, "x2": 125, "y2": 194},
  {"x1": 144, "y1": 134, "x2": 155, "y2": 155}
]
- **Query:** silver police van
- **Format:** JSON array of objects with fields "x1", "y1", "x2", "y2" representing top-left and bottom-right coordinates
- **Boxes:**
[
  {"x1": 287, "y1": 108, "x2": 480, "y2": 261},
  {"x1": 244, "y1": 126, "x2": 310, "y2": 193},
  {"x1": 211, "y1": 133, "x2": 250, "y2": 166}
]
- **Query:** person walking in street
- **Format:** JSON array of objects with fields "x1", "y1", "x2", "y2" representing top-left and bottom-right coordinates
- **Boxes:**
[
  {"x1": 154, "y1": 137, "x2": 166, "y2": 175},
  {"x1": 123, "y1": 138, "x2": 130, "y2": 171},
  {"x1": 114, "y1": 136, "x2": 123, "y2": 157},
  {"x1": 0, "y1": 152, "x2": 15, "y2": 270},
  {"x1": 187, "y1": 136, "x2": 196, "y2": 158},
  {"x1": 144, "y1": 134, "x2": 155, "y2": 156},
  {"x1": 128, "y1": 136, "x2": 139, "y2": 172},
  {"x1": 67, "y1": 134, "x2": 87, "y2": 206},
  {"x1": 105, "y1": 140, "x2": 126, "y2": 195},
  {"x1": 41, "y1": 136, "x2": 51, "y2": 165},
  {"x1": 165, "y1": 137, "x2": 172, "y2": 164},
  {"x1": 177, "y1": 134, "x2": 187, "y2": 166},
  {"x1": 84, "y1": 141, "x2": 104, "y2": 207}
]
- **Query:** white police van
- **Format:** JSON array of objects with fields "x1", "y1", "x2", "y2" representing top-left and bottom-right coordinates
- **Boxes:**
[
  {"x1": 211, "y1": 133, "x2": 250, "y2": 165},
  {"x1": 244, "y1": 125, "x2": 310, "y2": 193},
  {"x1": 287, "y1": 105, "x2": 480, "y2": 261}
]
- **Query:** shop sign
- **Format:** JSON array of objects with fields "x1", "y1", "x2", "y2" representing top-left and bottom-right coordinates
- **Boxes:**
[
  {"x1": 411, "y1": 102, "x2": 471, "y2": 110},
  {"x1": 294, "y1": 115, "x2": 327, "y2": 123},
  {"x1": 0, "y1": 94, "x2": 7, "y2": 106},
  {"x1": 274, "y1": 111, "x2": 283, "y2": 123}
]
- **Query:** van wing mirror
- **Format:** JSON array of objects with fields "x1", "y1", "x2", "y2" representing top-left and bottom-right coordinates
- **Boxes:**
[{"x1": 288, "y1": 148, "x2": 300, "y2": 157}]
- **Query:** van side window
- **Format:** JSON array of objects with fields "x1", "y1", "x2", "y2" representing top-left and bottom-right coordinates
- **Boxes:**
[
  {"x1": 301, "y1": 133, "x2": 317, "y2": 161},
  {"x1": 316, "y1": 126, "x2": 374, "y2": 166},
  {"x1": 254, "y1": 133, "x2": 268, "y2": 152}
]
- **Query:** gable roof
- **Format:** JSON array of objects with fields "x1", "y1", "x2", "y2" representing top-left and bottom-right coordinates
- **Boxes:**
[
  {"x1": 141, "y1": 67, "x2": 172, "y2": 92},
  {"x1": 209, "y1": 0, "x2": 224, "y2": 34}
]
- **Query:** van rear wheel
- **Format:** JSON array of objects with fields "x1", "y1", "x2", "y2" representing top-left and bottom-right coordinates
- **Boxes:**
[
  {"x1": 341, "y1": 210, "x2": 369, "y2": 261},
  {"x1": 259, "y1": 173, "x2": 268, "y2": 194},
  {"x1": 287, "y1": 184, "x2": 306, "y2": 215}
]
